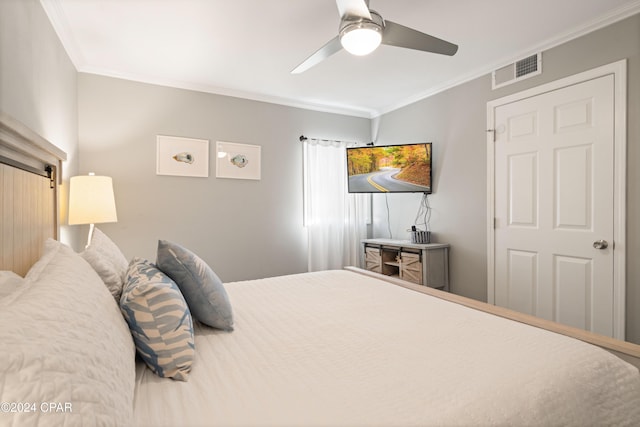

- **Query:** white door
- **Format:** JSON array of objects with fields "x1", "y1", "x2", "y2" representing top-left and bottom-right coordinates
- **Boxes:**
[{"x1": 492, "y1": 74, "x2": 618, "y2": 337}]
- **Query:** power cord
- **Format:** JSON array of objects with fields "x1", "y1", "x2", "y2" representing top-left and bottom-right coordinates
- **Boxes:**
[
  {"x1": 414, "y1": 193, "x2": 431, "y2": 231},
  {"x1": 385, "y1": 193, "x2": 393, "y2": 238}
]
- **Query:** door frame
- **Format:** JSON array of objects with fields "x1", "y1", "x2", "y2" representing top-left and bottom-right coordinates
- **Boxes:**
[{"x1": 486, "y1": 60, "x2": 627, "y2": 339}]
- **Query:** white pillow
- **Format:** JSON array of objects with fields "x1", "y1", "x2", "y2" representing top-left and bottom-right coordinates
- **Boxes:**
[
  {"x1": 81, "y1": 227, "x2": 129, "y2": 301},
  {"x1": 0, "y1": 270, "x2": 24, "y2": 299},
  {"x1": 0, "y1": 239, "x2": 136, "y2": 425}
]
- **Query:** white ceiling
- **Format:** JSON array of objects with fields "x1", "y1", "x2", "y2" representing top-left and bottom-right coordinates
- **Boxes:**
[{"x1": 42, "y1": 0, "x2": 640, "y2": 118}]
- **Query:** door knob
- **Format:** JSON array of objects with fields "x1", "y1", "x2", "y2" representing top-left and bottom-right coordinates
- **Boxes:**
[{"x1": 593, "y1": 239, "x2": 609, "y2": 250}]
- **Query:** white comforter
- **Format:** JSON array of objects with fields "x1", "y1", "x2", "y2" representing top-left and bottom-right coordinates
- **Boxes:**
[{"x1": 133, "y1": 270, "x2": 640, "y2": 426}]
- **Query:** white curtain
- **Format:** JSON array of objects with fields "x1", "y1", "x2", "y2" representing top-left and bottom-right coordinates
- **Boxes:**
[{"x1": 303, "y1": 139, "x2": 369, "y2": 271}]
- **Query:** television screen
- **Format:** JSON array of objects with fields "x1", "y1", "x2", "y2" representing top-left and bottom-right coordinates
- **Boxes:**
[{"x1": 346, "y1": 143, "x2": 432, "y2": 193}]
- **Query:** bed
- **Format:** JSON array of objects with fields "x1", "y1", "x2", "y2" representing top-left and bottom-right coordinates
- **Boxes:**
[
  {"x1": 2, "y1": 113, "x2": 640, "y2": 426},
  {"x1": 132, "y1": 268, "x2": 640, "y2": 426}
]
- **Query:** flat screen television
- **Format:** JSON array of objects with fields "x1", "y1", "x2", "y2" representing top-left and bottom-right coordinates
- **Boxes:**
[{"x1": 346, "y1": 143, "x2": 432, "y2": 193}]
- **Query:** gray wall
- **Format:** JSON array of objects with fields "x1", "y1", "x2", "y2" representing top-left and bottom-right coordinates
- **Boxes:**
[
  {"x1": 78, "y1": 74, "x2": 370, "y2": 282},
  {"x1": 373, "y1": 14, "x2": 640, "y2": 343},
  {"x1": 0, "y1": 0, "x2": 79, "y2": 246}
]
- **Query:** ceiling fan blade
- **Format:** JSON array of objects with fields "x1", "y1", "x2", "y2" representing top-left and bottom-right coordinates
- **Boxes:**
[
  {"x1": 382, "y1": 20, "x2": 458, "y2": 56},
  {"x1": 335, "y1": 0, "x2": 371, "y2": 19},
  {"x1": 291, "y1": 36, "x2": 343, "y2": 74}
]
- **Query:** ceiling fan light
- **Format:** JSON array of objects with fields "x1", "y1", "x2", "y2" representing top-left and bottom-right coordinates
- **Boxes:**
[{"x1": 340, "y1": 25, "x2": 382, "y2": 56}]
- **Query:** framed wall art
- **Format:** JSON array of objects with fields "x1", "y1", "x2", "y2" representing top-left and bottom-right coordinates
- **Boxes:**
[
  {"x1": 156, "y1": 135, "x2": 209, "y2": 177},
  {"x1": 216, "y1": 141, "x2": 261, "y2": 180}
]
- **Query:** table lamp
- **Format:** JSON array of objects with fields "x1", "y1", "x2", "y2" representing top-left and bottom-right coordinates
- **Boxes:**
[{"x1": 68, "y1": 173, "x2": 118, "y2": 248}]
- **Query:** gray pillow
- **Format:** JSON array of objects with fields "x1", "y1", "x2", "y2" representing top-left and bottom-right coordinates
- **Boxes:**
[{"x1": 156, "y1": 240, "x2": 233, "y2": 331}]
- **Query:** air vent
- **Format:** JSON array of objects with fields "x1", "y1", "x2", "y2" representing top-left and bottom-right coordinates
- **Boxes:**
[{"x1": 492, "y1": 53, "x2": 542, "y2": 89}]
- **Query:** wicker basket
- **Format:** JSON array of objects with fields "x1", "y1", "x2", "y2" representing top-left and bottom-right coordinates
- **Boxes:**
[{"x1": 410, "y1": 230, "x2": 431, "y2": 244}]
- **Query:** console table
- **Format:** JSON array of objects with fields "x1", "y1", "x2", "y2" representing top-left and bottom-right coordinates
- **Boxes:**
[{"x1": 362, "y1": 239, "x2": 450, "y2": 291}]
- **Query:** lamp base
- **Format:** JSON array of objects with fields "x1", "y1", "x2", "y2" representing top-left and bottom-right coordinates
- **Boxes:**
[{"x1": 85, "y1": 223, "x2": 95, "y2": 249}]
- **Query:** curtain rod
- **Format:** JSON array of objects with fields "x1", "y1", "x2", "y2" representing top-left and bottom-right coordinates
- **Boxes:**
[{"x1": 299, "y1": 135, "x2": 373, "y2": 146}]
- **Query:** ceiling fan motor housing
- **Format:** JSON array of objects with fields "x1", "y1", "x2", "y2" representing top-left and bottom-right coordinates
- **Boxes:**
[{"x1": 339, "y1": 9, "x2": 384, "y2": 35}]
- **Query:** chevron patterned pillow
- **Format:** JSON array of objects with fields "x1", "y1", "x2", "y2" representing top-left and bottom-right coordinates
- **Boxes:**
[{"x1": 120, "y1": 258, "x2": 195, "y2": 381}]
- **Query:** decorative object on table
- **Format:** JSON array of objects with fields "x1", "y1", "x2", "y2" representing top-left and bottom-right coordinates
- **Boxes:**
[
  {"x1": 156, "y1": 135, "x2": 209, "y2": 177},
  {"x1": 68, "y1": 173, "x2": 118, "y2": 248},
  {"x1": 216, "y1": 141, "x2": 261, "y2": 180},
  {"x1": 410, "y1": 226, "x2": 431, "y2": 244}
]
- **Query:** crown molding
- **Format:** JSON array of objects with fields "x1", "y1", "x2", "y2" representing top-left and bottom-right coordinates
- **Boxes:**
[
  {"x1": 40, "y1": 0, "x2": 640, "y2": 119},
  {"x1": 77, "y1": 67, "x2": 376, "y2": 119},
  {"x1": 39, "y1": 0, "x2": 85, "y2": 69},
  {"x1": 375, "y1": 0, "x2": 640, "y2": 117}
]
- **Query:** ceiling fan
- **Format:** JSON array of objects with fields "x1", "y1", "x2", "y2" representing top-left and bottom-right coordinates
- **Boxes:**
[{"x1": 291, "y1": 0, "x2": 458, "y2": 74}]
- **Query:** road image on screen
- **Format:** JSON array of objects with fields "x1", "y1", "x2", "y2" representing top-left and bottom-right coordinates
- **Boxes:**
[{"x1": 346, "y1": 143, "x2": 432, "y2": 193}]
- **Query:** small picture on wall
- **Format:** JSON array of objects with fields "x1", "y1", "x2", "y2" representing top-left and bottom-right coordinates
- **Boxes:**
[
  {"x1": 216, "y1": 141, "x2": 261, "y2": 180},
  {"x1": 156, "y1": 135, "x2": 209, "y2": 177}
]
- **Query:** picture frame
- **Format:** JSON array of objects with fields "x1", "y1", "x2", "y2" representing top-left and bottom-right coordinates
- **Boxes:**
[
  {"x1": 156, "y1": 135, "x2": 209, "y2": 177},
  {"x1": 216, "y1": 141, "x2": 261, "y2": 180}
]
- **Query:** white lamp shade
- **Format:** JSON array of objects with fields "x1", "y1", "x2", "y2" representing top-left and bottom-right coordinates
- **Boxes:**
[
  {"x1": 340, "y1": 27, "x2": 382, "y2": 56},
  {"x1": 68, "y1": 175, "x2": 118, "y2": 225}
]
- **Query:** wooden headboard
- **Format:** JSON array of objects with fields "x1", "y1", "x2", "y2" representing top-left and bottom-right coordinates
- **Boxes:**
[{"x1": 0, "y1": 112, "x2": 67, "y2": 276}]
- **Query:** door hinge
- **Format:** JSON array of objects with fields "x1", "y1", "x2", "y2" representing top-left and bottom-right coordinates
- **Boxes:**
[{"x1": 45, "y1": 165, "x2": 55, "y2": 189}]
